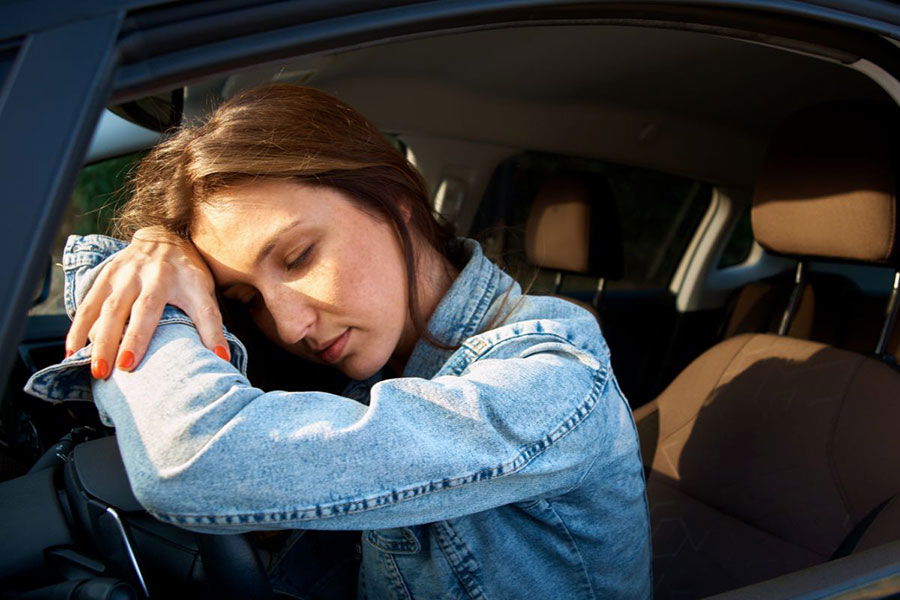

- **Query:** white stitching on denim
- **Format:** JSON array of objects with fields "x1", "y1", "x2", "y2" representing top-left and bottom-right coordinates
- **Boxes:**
[{"x1": 150, "y1": 361, "x2": 609, "y2": 527}]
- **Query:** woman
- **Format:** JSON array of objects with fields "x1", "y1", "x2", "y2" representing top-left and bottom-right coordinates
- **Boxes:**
[{"x1": 27, "y1": 85, "x2": 651, "y2": 599}]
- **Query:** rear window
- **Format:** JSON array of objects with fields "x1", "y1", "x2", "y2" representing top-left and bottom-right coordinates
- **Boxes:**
[
  {"x1": 471, "y1": 151, "x2": 711, "y2": 291},
  {"x1": 718, "y1": 208, "x2": 754, "y2": 268}
]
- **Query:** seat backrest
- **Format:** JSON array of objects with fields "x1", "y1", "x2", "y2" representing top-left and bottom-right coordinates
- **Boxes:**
[
  {"x1": 652, "y1": 333, "x2": 900, "y2": 556},
  {"x1": 645, "y1": 101, "x2": 900, "y2": 597},
  {"x1": 524, "y1": 172, "x2": 623, "y2": 296},
  {"x1": 723, "y1": 271, "x2": 859, "y2": 344}
]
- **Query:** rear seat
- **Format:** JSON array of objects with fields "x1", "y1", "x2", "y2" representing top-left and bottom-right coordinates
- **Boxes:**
[
  {"x1": 723, "y1": 266, "x2": 900, "y2": 361},
  {"x1": 843, "y1": 291, "x2": 900, "y2": 359},
  {"x1": 522, "y1": 171, "x2": 624, "y2": 315}
]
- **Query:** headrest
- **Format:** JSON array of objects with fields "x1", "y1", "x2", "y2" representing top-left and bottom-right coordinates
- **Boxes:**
[
  {"x1": 525, "y1": 173, "x2": 623, "y2": 279},
  {"x1": 752, "y1": 102, "x2": 898, "y2": 264}
]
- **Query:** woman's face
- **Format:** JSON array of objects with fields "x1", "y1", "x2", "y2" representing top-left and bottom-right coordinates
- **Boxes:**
[{"x1": 191, "y1": 179, "x2": 416, "y2": 380}]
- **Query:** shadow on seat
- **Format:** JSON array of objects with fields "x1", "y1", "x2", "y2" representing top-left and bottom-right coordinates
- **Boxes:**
[{"x1": 638, "y1": 101, "x2": 900, "y2": 598}]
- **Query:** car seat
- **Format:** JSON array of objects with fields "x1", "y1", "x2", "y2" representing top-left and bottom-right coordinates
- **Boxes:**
[
  {"x1": 637, "y1": 102, "x2": 900, "y2": 599},
  {"x1": 523, "y1": 172, "x2": 623, "y2": 312}
]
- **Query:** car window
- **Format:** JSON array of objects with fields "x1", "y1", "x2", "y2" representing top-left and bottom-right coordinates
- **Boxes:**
[
  {"x1": 471, "y1": 151, "x2": 711, "y2": 292},
  {"x1": 29, "y1": 152, "x2": 145, "y2": 316},
  {"x1": 718, "y1": 208, "x2": 754, "y2": 268}
]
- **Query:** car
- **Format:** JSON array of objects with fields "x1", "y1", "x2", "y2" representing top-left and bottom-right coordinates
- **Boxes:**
[{"x1": 1, "y1": 0, "x2": 899, "y2": 598}]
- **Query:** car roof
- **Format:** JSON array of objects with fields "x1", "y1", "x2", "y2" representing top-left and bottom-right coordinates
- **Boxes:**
[{"x1": 191, "y1": 23, "x2": 889, "y2": 186}]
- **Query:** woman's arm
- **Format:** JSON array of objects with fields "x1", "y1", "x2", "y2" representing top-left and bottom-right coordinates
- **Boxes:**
[
  {"x1": 30, "y1": 233, "x2": 617, "y2": 533},
  {"x1": 93, "y1": 318, "x2": 611, "y2": 533}
]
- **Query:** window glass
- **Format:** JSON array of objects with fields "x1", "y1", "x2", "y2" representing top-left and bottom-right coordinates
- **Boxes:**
[
  {"x1": 30, "y1": 152, "x2": 146, "y2": 316},
  {"x1": 471, "y1": 151, "x2": 711, "y2": 291},
  {"x1": 718, "y1": 208, "x2": 754, "y2": 268}
]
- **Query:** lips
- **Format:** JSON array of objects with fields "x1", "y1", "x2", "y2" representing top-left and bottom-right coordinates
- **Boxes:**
[{"x1": 317, "y1": 329, "x2": 350, "y2": 363}]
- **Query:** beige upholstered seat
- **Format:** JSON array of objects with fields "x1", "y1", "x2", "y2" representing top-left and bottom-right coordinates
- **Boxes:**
[
  {"x1": 524, "y1": 172, "x2": 623, "y2": 316},
  {"x1": 722, "y1": 271, "x2": 858, "y2": 343},
  {"x1": 640, "y1": 103, "x2": 900, "y2": 599}
]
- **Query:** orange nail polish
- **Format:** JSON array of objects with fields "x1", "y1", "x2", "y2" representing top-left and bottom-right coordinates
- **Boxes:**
[
  {"x1": 64, "y1": 349, "x2": 74, "y2": 359},
  {"x1": 214, "y1": 345, "x2": 230, "y2": 361},
  {"x1": 118, "y1": 351, "x2": 135, "y2": 370},
  {"x1": 91, "y1": 358, "x2": 109, "y2": 379}
]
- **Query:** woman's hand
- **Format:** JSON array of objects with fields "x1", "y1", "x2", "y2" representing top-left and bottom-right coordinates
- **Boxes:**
[{"x1": 66, "y1": 226, "x2": 230, "y2": 379}]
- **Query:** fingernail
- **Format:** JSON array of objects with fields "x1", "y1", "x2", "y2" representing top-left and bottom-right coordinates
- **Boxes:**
[
  {"x1": 118, "y1": 350, "x2": 135, "y2": 370},
  {"x1": 214, "y1": 345, "x2": 230, "y2": 361},
  {"x1": 91, "y1": 358, "x2": 109, "y2": 379},
  {"x1": 64, "y1": 349, "x2": 74, "y2": 359}
]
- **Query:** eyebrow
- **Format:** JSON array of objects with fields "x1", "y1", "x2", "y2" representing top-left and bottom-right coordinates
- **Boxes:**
[{"x1": 254, "y1": 218, "x2": 306, "y2": 267}]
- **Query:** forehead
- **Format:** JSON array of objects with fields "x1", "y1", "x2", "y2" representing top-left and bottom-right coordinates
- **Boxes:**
[{"x1": 193, "y1": 180, "x2": 334, "y2": 238}]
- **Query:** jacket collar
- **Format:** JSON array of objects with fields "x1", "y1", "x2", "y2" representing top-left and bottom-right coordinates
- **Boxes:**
[{"x1": 402, "y1": 238, "x2": 518, "y2": 379}]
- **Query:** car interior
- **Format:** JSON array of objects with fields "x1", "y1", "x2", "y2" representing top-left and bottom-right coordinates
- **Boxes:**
[{"x1": 2, "y1": 14, "x2": 900, "y2": 600}]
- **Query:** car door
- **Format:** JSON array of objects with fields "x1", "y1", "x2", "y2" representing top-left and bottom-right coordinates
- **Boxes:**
[{"x1": 2, "y1": 2, "x2": 900, "y2": 599}]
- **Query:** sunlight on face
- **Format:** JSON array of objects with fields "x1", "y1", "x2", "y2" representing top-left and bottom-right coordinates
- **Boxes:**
[{"x1": 191, "y1": 179, "x2": 415, "y2": 380}]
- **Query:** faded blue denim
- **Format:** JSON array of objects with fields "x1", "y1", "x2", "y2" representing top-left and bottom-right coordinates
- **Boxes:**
[{"x1": 26, "y1": 234, "x2": 652, "y2": 599}]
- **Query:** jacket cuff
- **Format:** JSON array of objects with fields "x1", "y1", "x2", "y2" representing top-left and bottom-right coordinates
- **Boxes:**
[{"x1": 24, "y1": 234, "x2": 249, "y2": 407}]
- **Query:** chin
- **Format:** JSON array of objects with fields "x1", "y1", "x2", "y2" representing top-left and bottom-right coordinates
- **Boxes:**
[{"x1": 339, "y1": 355, "x2": 386, "y2": 381}]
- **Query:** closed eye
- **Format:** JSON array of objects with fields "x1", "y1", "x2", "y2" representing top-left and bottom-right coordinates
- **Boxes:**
[{"x1": 286, "y1": 244, "x2": 315, "y2": 272}]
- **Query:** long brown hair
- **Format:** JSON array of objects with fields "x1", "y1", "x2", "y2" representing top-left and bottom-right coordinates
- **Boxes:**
[{"x1": 116, "y1": 84, "x2": 456, "y2": 346}]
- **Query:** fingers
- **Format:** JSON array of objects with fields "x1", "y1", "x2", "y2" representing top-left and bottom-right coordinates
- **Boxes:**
[
  {"x1": 116, "y1": 289, "x2": 228, "y2": 373},
  {"x1": 179, "y1": 291, "x2": 230, "y2": 362},
  {"x1": 115, "y1": 292, "x2": 166, "y2": 372},
  {"x1": 66, "y1": 268, "x2": 114, "y2": 356},
  {"x1": 86, "y1": 286, "x2": 139, "y2": 379},
  {"x1": 64, "y1": 235, "x2": 226, "y2": 377},
  {"x1": 66, "y1": 292, "x2": 102, "y2": 357}
]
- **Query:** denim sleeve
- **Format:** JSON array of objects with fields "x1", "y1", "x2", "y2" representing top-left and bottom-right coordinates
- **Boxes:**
[
  {"x1": 26, "y1": 235, "x2": 610, "y2": 533},
  {"x1": 90, "y1": 320, "x2": 610, "y2": 533},
  {"x1": 24, "y1": 234, "x2": 247, "y2": 418}
]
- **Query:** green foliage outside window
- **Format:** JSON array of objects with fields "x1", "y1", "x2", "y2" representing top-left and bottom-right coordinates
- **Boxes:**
[
  {"x1": 30, "y1": 152, "x2": 145, "y2": 315},
  {"x1": 69, "y1": 152, "x2": 145, "y2": 237}
]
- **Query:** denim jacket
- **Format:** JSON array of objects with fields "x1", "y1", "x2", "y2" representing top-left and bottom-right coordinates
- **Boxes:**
[{"x1": 26, "y1": 234, "x2": 652, "y2": 600}]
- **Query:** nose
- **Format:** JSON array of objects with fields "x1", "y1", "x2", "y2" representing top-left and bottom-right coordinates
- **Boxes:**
[{"x1": 262, "y1": 284, "x2": 316, "y2": 346}]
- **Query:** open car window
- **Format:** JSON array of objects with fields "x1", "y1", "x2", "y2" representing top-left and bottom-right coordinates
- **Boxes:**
[{"x1": 29, "y1": 152, "x2": 145, "y2": 316}]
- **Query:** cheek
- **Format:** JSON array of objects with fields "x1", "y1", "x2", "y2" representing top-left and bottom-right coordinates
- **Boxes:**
[
  {"x1": 353, "y1": 245, "x2": 408, "y2": 324},
  {"x1": 330, "y1": 228, "x2": 408, "y2": 318}
]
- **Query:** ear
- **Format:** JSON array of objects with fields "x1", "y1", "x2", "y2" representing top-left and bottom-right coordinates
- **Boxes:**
[{"x1": 396, "y1": 196, "x2": 413, "y2": 224}]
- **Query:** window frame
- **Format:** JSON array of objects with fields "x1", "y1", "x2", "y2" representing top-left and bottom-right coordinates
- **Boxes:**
[{"x1": 0, "y1": 13, "x2": 122, "y2": 383}]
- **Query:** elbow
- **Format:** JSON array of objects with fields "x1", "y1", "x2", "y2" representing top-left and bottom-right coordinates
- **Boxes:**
[
  {"x1": 126, "y1": 460, "x2": 240, "y2": 532},
  {"x1": 128, "y1": 467, "x2": 192, "y2": 519},
  {"x1": 125, "y1": 453, "x2": 214, "y2": 522}
]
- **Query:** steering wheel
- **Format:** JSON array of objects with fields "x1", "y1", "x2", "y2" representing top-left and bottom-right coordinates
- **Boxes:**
[{"x1": 0, "y1": 435, "x2": 274, "y2": 599}]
